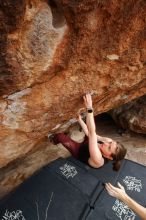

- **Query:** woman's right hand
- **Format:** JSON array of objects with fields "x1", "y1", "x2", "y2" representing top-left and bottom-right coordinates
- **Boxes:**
[
  {"x1": 83, "y1": 93, "x2": 93, "y2": 109},
  {"x1": 105, "y1": 182, "x2": 127, "y2": 201}
]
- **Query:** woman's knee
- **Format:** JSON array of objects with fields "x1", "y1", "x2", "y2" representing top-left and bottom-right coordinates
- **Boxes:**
[{"x1": 53, "y1": 133, "x2": 69, "y2": 144}]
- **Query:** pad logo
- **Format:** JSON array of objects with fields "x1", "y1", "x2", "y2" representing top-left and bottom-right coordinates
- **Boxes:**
[
  {"x1": 60, "y1": 163, "x2": 78, "y2": 179},
  {"x1": 112, "y1": 199, "x2": 136, "y2": 220},
  {"x1": 2, "y1": 209, "x2": 25, "y2": 220},
  {"x1": 123, "y1": 176, "x2": 142, "y2": 192}
]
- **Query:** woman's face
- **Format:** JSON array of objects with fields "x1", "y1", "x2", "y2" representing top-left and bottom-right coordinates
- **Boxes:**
[{"x1": 99, "y1": 141, "x2": 117, "y2": 160}]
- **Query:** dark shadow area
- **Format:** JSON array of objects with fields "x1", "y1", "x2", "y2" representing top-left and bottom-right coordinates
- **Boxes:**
[
  {"x1": 95, "y1": 112, "x2": 114, "y2": 122},
  {"x1": 48, "y1": 0, "x2": 66, "y2": 28},
  {"x1": 95, "y1": 112, "x2": 127, "y2": 136},
  {"x1": 95, "y1": 112, "x2": 120, "y2": 128}
]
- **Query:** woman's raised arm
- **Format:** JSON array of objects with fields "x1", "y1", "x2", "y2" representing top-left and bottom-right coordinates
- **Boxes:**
[{"x1": 83, "y1": 94, "x2": 104, "y2": 168}]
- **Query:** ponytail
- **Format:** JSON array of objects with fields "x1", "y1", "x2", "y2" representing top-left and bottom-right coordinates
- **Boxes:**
[
  {"x1": 113, "y1": 160, "x2": 121, "y2": 171},
  {"x1": 111, "y1": 141, "x2": 127, "y2": 171}
]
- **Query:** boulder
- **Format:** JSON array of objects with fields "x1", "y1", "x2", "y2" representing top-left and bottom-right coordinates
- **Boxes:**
[
  {"x1": 0, "y1": 0, "x2": 146, "y2": 196},
  {"x1": 110, "y1": 95, "x2": 146, "y2": 134}
]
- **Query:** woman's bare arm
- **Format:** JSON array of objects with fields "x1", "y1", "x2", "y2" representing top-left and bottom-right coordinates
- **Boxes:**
[
  {"x1": 124, "y1": 194, "x2": 146, "y2": 220},
  {"x1": 83, "y1": 94, "x2": 104, "y2": 168},
  {"x1": 105, "y1": 182, "x2": 146, "y2": 220},
  {"x1": 77, "y1": 114, "x2": 89, "y2": 136},
  {"x1": 77, "y1": 111, "x2": 113, "y2": 143},
  {"x1": 96, "y1": 134, "x2": 113, "y2": 143}
]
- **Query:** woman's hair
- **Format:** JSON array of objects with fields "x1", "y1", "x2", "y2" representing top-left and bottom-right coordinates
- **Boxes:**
[{"x1": 111, "y1": 141, "x2": 127, "y2": 171}]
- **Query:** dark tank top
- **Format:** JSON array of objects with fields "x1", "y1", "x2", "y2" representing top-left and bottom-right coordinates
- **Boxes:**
[{"x1": 78, "y1": 139, "x2": 103, "y2": 164}]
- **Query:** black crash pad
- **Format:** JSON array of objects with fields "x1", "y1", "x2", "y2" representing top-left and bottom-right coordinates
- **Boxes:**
[
  {"x1": 0, "y1": 169, "x2": 89, "y2": 220},
  {"x1": 67, "y1": 156, "x2": 125, "y2": 184},
  {"x1": 0, "y1": 157, "x2": 146, "y2": 220},
  {"x1": 68, "y1": 158, "x2": 146, "y2": 220},
  {"x1": 44, "y1": 157, "x2": 104, "y2": 206}
]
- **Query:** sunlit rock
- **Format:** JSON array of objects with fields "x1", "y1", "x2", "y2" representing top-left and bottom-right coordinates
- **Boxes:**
[{"x1": 0, "y1": 0, "x2": 146, "y2": 197}]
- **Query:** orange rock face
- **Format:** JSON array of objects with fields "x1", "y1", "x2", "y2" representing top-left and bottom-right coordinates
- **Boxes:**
[{"x1": 0, "y1": 0, "x2": 146, "y2": 170}]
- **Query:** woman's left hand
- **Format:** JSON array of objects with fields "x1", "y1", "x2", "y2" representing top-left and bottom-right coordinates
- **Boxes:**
[{"x1": 77, "y1": 108, "x2": 85, "y2": 121}]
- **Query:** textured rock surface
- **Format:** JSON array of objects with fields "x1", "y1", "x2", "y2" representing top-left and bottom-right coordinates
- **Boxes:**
[
  {"x1": 110, "y1": 95, "x2": 146, "y2": 134},
  {"x1": 0, "y1": 0, "x2": 146, "y2": 192}
]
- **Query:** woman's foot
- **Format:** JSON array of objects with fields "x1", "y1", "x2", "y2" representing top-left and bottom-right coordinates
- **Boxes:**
[{"x1": 48, "y1": 134, "x2": 56, "y2": 144}]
